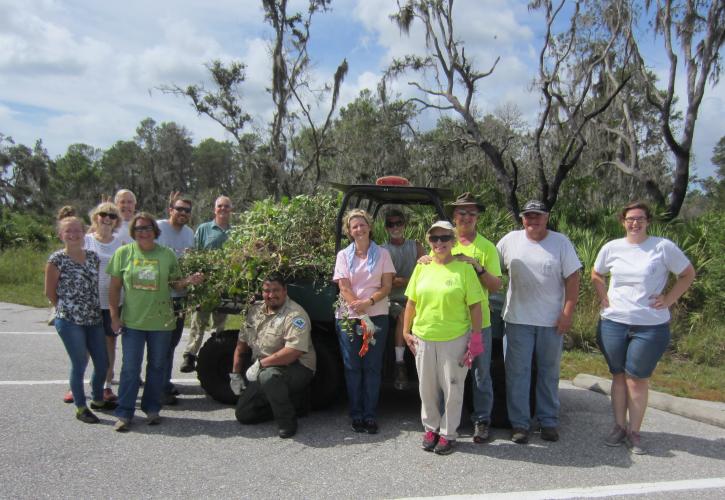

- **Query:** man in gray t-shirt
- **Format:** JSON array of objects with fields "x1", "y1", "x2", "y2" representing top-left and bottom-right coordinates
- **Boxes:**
[
  {"x1": 381, "y1": 209, "x2": 424, "y2": 390},
  {"x1": 156, "y1": 193, "x2": 195, "y2": 404},
  {"x1": 497, "y1": 200, "x2": 581, "y2": 444}
]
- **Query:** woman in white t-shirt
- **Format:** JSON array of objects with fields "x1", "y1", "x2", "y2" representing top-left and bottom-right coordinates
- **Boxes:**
[
  {"x1": 85, "y1": 202, "x2": 124, "y2": 402},
  {"x1": 591, "y1": 202, "x2": 695, "y2": 455}
]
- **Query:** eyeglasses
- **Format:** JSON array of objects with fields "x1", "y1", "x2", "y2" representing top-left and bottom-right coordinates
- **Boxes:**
[
  {"x1": 98, "y1": 212, "x2": 118, "y2": 220},
  {"x1": 385, "y1": 220, "x2": 404, "y2": 228},
  {"x1": 173, "y1": 206, "x2": 191, "y2": 213},
  {"x1": 134, "y1": 225, "x2": 154, "y2": 233},
  {"x1": 454, "y1": 209, "x2": 479, "y2": 217},
  {"x1": 429, "y1": 234, "x2": 454, "y2": 243},
  {"x1": 624, "y1": 217, "x2": 647, "y2": 223}
]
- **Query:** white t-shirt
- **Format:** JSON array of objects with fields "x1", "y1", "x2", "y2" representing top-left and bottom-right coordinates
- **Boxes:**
[
  {"x1": 497, "y1": 230, "x2": 582, "y2": 327},
  {"x1": 115, "y1": 219, "x2": 133, "y2": 245},
  {"x1": 593, "y1": 236, "x2": 691, "y2": 325},
  {"x1": 83, "y1": 233, "x2": 123, "y2": 309},
  {"x1": 156, "y1": 220, "x2": 194, "y2": 298}
]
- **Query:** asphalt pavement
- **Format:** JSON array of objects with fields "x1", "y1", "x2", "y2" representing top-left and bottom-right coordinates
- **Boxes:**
[{"x1": 1, "y1": 302, "x2": 724, "y2": 500}]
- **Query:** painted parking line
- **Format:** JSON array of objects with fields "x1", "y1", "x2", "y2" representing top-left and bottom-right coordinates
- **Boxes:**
[
  {"x1": 0, "y1": 378, "x2": 200, "y2": 386},
  {"x1": 409, "y1": 477, "x2": 725, "y2": 500}
]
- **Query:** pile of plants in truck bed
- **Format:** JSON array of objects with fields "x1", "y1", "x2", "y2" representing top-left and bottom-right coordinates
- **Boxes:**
[{"x1": 180, "y1": 194, "x2": 339, "y2": 312}]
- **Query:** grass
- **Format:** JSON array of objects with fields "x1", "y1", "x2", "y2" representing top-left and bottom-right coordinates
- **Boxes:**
[
  {"x1": 2, "y1": 246, "x2": 723, "y2": 402},
  {"x1": 561, "y1": 350, "x2": 725, "y2": 402},
  {"x1": 0, "y1": 247, "x2": 49, "y2": 308}
]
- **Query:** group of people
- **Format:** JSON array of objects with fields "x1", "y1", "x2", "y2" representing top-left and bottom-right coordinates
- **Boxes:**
[
  {"x1": 325, "y1": 194, "x2": 694, "y2": 456},
  {"x1": 47, "y1": 188, "x2": 695, "y2": 455},
  {"x1": 46, "y1": 190, "x2": 234, "y2": 431}
]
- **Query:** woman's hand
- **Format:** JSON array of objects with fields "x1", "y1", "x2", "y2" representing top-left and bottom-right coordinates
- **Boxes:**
[
  {"x1": 403, "y1": 331, "x2": 418, "y2": 356},
  {"x1": 417, "y1": 255, "x2": 432, "y2": 265},
  {"x1": 599, "y1": 296, "x2": 610, "y2": 309},
  {"x1": 111, "y1": 318, "x2": 124, "y2": 336},
  {"x1": 650, "y1": 294, "x2": 671, "y2": 310},
  {"x1": 349, "y1": 298, "x2": 370, "y2": 314}
]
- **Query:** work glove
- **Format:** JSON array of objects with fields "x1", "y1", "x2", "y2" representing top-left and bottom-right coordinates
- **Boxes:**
[
  {"x1": 229, "y1": 372, "x2": 245, "y2": 395},
  {"x1": 245, "y1": 359, "x2": 261, "y2": 382},
  {"x1": 461, "y1": 331, "x2": 484, "y2": 368}
]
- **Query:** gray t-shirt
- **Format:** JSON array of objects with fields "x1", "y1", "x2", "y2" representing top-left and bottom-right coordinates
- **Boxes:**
[
  {"x1": 497, "y1": 230, "x2": 582, "y2": 327},
  {"x1": 157, "y1": 219, "x2": 194, "y2": 298},
  {"x1": 382, "y1": 239, "x2": 418, "y2": 302}
]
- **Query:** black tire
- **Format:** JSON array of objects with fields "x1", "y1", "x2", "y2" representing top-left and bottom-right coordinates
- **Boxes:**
[
  {"x1": 197, "y1": 330, "x2": 239, "y2": 405},
  {"x1": 310, "y1": 334, "x2": 343, "y2": 410}
]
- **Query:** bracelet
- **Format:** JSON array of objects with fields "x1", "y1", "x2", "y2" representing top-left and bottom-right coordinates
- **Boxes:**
[{"x1": 477, "y1": 267, "x2": 486, "y2": 276}]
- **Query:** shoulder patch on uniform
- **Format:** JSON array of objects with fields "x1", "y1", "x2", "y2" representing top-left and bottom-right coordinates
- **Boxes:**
[{"x1": 291, "y1": 316, "x2": 307, "y2": 330}]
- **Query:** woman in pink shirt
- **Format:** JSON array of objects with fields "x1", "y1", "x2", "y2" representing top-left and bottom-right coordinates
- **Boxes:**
[{"x1": 333, "y1": 209, "x2": 395, "y2": 434}]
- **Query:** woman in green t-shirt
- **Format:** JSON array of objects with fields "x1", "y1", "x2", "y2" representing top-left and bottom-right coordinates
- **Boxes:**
[
  {"x1": 107, "y1": 212, "x2": 203, "y2": 432},
  {"x1": 403, "y1": 221, "x2": 484, "y2": 455}
]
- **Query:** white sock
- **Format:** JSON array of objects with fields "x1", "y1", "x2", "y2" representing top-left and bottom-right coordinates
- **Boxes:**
[
  {"x1": 395, "y1": 346, "x2": 405, "y2": 363},
  {"x1": 104, "y1": 382, "x2": 111, "y2": 390}
]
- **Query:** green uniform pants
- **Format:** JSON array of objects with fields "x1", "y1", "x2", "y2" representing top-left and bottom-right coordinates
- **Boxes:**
[{"x1": 235, "y1": 362, "x2": 313, "y2": 430}]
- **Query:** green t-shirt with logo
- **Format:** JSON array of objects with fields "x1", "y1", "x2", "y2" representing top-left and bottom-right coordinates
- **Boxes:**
[
  {"x1": 452, "y1": 234, "x2": 501, "y2": 328},
  {"x1": 405, "y1": 260, "x2": 483, "y2": 341},
  {"x1": 106, "y1": 243, "x2": 180, "y2": 331}
]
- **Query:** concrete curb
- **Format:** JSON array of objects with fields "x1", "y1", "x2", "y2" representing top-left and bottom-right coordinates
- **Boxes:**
[{"x1": 572, "y1": 373, "x2": 725, "y2": 429}]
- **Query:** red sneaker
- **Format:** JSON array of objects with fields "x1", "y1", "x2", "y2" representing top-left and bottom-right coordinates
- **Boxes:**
[
  {"x1": 63, "y1": 390, "x2": 74, "y2": 404},
  {"x1": 103, "y1": 387, "x2": 118, "y2": 402}
]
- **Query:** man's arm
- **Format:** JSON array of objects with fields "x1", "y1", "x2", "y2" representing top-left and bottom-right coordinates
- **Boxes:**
[
  {"x1": 259, "y1": 347, "x2": 303, "y2": 368},
  {"x1": 556, "y1": 271, "x2": 580, "y2": 335},
  {"x1": 232, "y1": 340, "x2": 250, "y2": 373}
]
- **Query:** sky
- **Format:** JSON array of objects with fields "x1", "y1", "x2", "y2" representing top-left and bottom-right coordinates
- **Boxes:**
[{"x1": 1, "y1": 0, "x2": 722, "y2": 178}]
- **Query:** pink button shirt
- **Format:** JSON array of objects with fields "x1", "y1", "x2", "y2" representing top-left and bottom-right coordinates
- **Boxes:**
[{"x1": 333, "y1": 247, "x2": 395, "y2": 318}]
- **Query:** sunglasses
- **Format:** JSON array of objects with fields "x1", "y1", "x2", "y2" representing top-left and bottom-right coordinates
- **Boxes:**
[
  {"x1": 134, "y1": 225, "x2": 154, "y2": 233},
  {"x1": 173, "y1": 206, "x2": 192, "y2": 213},
  {"x1": 385, "y1": 220, "x2": 404, "y2": 228},
  {"x1": 454, "y1": 209, "x2": 479, "y2": 217},
  {"x1": 98, "y1": 212, "x2": 118, "y2": 220},
  {"x1": 428, "y1": 234, "x2": 454, "y2": 243}
]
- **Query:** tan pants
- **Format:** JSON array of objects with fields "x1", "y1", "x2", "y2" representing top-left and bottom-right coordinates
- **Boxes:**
[
  {"x1": 414, "y1": 333, "x2": 469, "y2": 440},
  {"x1": 182, "y1": 310, "x2": 227, "y2": 357}
]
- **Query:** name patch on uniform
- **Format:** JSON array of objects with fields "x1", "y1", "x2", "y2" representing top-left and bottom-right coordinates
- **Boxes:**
[{"x1": 292, "y1": 316, "x2": 306, "y2": 330}]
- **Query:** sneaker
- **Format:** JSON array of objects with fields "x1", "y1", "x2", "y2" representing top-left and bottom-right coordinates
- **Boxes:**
[
  {"x1": 90, "y1": 400, "x2": 118, "y2": 411},
  {"x1": 434, "y1": 436, "x2": 455, "y2": 455},
  {"x1": 625, "y1": 431, "x2": 646, "y2": 455},
  {"x1": 422, "y1": 431, "x2": 439, "y2": 452},
  {"x1": 278, "y1": 421, "x2": 297, "y2": 439},
  {"x1": 179, "y1": 354, "x2": 196, "y2": 373},
  {"x1": 473, "y1": 421, "x2": 489, "y2": 443},
  {"x1": 351, "y1": 419, "x2": 366, "y2": 433},
  {"x1": 75, "y1": 407, "x2": 100, "y2": 424},
  {"x1": 511, "y1": 427, "x2": 529, "y2": 444},
  {"x1": 162, "y1": 393, "x2": 178, "y2": 406},
  {"x1": 147, "y1": 412, "x2": 161, "y2": 426},
  {"x1": 605, "y1": 425, "x2": 627, "y2": 447},
  {"x1": 364, "y1": 419, "x2": 378, "y2": 434},
  {"x1": 103, "y1": 388, "x2": 118, "y2": 402},
  {"x1": 541, "y1": 426, "x2": 559, "y2": 442},
  {"x1": 393, "y1": 362, "x2": 408, "y2": 390},
  {"x1": 63, "y1": 390, "x2": 74, "y2": 404},
  {"x1": 114, "y1": 418, "x2": 131, "y2": 432}
]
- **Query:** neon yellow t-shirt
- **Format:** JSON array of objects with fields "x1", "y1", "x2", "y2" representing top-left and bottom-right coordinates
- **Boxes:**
[
  {"x1": 405, "y1": 260, "x2": 483, "y2": 341},
  {"x1": 452, "y1": 234, "x2": 501, "y2": 328}
]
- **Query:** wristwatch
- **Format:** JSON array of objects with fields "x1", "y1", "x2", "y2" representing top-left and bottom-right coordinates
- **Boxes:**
[{"x1": 476, "y1": 267, "x2": 486, "y2": 276}]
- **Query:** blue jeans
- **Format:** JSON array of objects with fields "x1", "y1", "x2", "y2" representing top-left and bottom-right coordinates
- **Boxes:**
[
  {"x1": 336, "y1": 315, "x2": 389, "y2": 421},
  {"x1": 505, "y1": 323, "x2": 562, "y2": 430},
  {"x1": 55, "y1": 318, "x2": 107, "y2": 408},
  {"x1": 163, "y1": 298, "x2": 186, "y2": 394},
  {"x1": 115, "y1": 328, "x2": 171, "y2": 420},
  {"x1": 470, "y1": 327, "x2": 493, "y2": 424},
  {"x1": 597, "y1": 318, "x2": 670, "y2": 379}
]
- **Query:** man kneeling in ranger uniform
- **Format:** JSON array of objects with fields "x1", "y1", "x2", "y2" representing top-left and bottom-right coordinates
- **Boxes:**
[{"x1": 230, "y1": 273, "x2": 316, "y2": 438}]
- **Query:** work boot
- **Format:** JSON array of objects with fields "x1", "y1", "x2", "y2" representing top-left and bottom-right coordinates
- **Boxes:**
[
  {"x1": 393, "y1": 362, "x2": 408, "y2": 390},
  {"x1": 179, "y1": 354, "x2": 196, "y2": 373}
]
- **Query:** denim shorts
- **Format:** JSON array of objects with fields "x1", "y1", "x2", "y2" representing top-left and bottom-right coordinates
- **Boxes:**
[{"x1": 596, "y1": 318, "x2": 670, "y2": 379}]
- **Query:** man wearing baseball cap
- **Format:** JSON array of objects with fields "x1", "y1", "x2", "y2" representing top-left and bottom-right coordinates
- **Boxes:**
[{"x1": 496, "y1": 200, "x2": 582, "y2": 444}]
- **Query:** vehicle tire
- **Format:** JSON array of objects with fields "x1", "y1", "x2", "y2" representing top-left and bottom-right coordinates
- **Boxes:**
[
  {"x1": 310, "y1": 335, "x2": 343, "y2": 410},
  {"x1": 197, "y1": 329, "x2": 239, "y2": 405}
]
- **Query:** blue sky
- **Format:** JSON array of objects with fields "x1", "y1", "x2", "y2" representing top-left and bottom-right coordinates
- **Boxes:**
[{"x1": 0, "y1": 0, "x2": 722, "y2": 179}]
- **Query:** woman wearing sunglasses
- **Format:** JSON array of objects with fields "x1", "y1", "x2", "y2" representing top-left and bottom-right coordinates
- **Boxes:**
[
  {"x1": 107, "y1": 213, "x2": 204, "y2": 432},
  {"x1": 82, "y1": 202, "x2": 124, "y2": 403},
  {"x1": 403, "y1": 221, "x2": 484, "y2": 455}
]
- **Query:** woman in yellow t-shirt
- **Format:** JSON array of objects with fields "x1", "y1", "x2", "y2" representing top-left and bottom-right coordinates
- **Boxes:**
[{"x1": 403, "y1": 221, "x2": 484, "y2": 455}]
